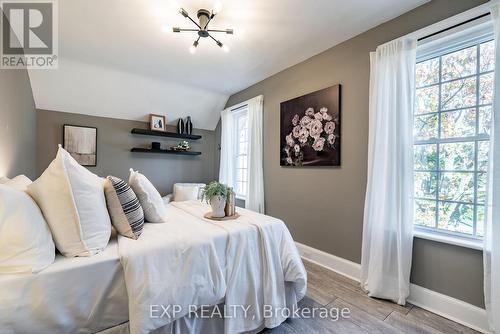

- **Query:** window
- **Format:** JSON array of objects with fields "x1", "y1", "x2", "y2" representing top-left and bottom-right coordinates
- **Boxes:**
[
  {"x1": 413, "y1": 26, "x2": 494, "y2": 241},
  {"x1": 233, "y1": 108, "x2": 248, "y2": 199}
]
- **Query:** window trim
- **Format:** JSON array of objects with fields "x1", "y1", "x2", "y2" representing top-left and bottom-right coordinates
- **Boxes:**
[
  {"x1": 413, "y1": 30, "x2": 493, "y2": 246},
  {"x1": 232, "y1": 107, "x2": 248, "y2": 200}
]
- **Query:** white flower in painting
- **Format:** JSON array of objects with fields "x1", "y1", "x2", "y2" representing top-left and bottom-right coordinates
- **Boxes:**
[
  {"x1": 320, "y1": 107, "x2": 328, "y2": 114},
  {"x1": 286, "y1": 157, "x2": 293, "y2": 165},
  {"x1": 309, "y1": 119, "x2": 323, "y2": 139},
  {"x1": 298, "y1": 127, "x2": 309, "y2": 144},
  {"x1": 292, "y1": 125, "x2": 301, "y2": 138},
  {"x1": 292, "y1": 114, "x2": 300, "y2": 126},
  {"x1": 305, "y1": 107, "x2": 315, "y2": 116},
  {"x1": 324, "y1": 121, "x2": 336, "y2": 135},
  {"x1": 314, "y1": 112, "x2": 323, "y2": 121},
  {"x1": 294, "y1": 144, "x2": 300, "y2": 154},
  {"x1": 322, "y1": 113, "x2": 333, "y2": 121},
  {"x1": 312, "y1": 137, "x2": 326, "y2": 151},
  {"x1": 300, "y1": 115, "x2": 313, "y2": 128},
  {"x1": 328, "y1": 134, "x2": 335, "y2": 145},
  {"x1": 286, "y1": 134, "x2": 295, "y2": 147},
  {"x1": 284, "y1": 146, "x2": 291, "y2": 155}
]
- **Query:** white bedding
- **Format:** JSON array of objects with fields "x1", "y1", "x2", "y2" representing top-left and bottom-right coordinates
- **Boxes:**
[
  {"x1": 119, "y1": 201, "x2": 307, "y2": 334},
  {"x1": 0, "y1": 239, "x2": 128, "y2": 334},
  {"x1": 0, "y1": 201, "x2": 306, "y2": 334}
]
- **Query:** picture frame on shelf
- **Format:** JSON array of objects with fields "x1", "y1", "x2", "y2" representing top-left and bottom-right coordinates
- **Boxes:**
[{"x1": 150, "y1": 114, "x2": 166, "y2": 132}]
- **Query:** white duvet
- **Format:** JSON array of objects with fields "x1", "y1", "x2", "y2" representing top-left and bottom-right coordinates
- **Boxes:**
[{"x1": 118, "y1": 201, "x2": 307, "y2": 334}]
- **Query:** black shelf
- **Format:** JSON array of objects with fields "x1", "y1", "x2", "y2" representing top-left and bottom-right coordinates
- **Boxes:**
[
  {"x1": 131, "y1": 148, "x2": 201, "y2": 156},
  {"x1": 131, "y1": 128, "x2": 202, "y2": 140}
]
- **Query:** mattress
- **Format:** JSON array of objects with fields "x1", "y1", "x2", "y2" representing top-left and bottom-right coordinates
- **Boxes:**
[{"x1": 0, "y1": 238, "x2": 129, "y2": 334}]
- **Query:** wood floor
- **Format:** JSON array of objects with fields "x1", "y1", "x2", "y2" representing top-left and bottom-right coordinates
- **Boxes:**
[{"x1": 261, "y1": 259, "x2": 480, "y2": 334}]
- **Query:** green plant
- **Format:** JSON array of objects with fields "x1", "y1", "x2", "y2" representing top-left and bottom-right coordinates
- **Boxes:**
[{"x1": 201, "y1": 181, "x2": 228, "y2": 203}]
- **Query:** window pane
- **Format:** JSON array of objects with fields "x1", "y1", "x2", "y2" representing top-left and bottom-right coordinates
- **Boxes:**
[
  {"x1": 414, "y1": 199, "x2": 436, "y2": 228},
  {"x1": 438, "y1": 201, "x2": 474, "y2": 235},
  {"x1": 416, "y1": 58, "x2": 439, "y2": 87},
  {"x1": 414, "y1": 172, "x2": 437, "y2": 199},
  {"x1": 440, "y1": 108, "x2": 476, "y2": 138},
  {"x1": 477, "y1": 172, "x2": 487, "y2": 204},
  {"x1": 479, "y1": 106, "x2": 492, "y2": 135},
  {"x1": 414, "y1": 114, "x2": 438, "y2": 140},
  {"x1": 415, "y1": 85, "x2": 439, "y2": 114},
  {"x1": 477, "y1": 205, "x2": 485, "y2": 237},
  {"x1": 441, "y1": 77, "x2": 476, "y2": 111},
  {"x1": 414, "y1": 144, "x2": 438, "y2": 170},
  {"x1": 439, "y1": 172, "x2": 474, "y2": 203},
  {"x1": 239, "y1": 129, "x2": 247, "y2": 141},
  {"x1": 480, "y1": 40, "x2": 495, "y2": 73},
  {"x1": 439, "y1": 142, "x2": 475, "y2": 171},
  {"x1": 479, "y1": 73, "x2": 494, "y2": 105},
  {"x1": 237, "y1": 169, "x2": 247, "y2": 183},
  {"x1": 237, "y1": 156, "x2": 247, "y2": 169},
  {"x1": 478, "y1": 141, "x2": 490, "y2": 172},
  {"x1": 239, "y1": 142, "x2": 247, "y2": 155},
  {"x1": 441, "y1": 46, "x2": 477, "y2": 81}
]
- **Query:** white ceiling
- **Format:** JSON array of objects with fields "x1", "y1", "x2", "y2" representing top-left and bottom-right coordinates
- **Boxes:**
[{"x1": 29, "y1": 0, "x2": 428, "y2": 130}]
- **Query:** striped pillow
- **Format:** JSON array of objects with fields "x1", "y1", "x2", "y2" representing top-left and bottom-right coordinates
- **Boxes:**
[{"x1": 104, "y1": 176, "x2": 144, "y2": 239}]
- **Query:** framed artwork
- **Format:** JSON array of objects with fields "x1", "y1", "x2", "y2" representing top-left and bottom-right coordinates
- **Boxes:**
[
  {"x1": 63, "y1": 125, "x2": 97, "y2": 167},
  {"x1": 150, "y1": 114, "x2": 166, "y2": 132},
  {"x1": 280, "y1": 85, "x2": 341, "y2": 166}
]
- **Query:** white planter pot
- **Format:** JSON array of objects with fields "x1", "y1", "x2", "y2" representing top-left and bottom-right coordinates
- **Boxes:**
[{"x1": 210, "y1": 195, "x2": 226, "y2": 218}]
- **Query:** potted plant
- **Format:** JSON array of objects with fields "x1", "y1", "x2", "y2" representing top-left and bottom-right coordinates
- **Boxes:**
[{"x1": 201, "y1": 181, "x2": 228, "y2": 218}]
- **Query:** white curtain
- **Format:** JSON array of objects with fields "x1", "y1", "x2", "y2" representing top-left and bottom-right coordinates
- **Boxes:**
[
  {"x1": 245, "y1": 95, "x2": 265, "y2": 213},
  {"x1": 360, "y1": 38, "x2": 416, "y2": 305},
  {"x1": 218, "y1": 96, "x2": 265, "y2": 214},
  {"x1": 485, "y1": 5, "x2": 500, "y2": 333},
  {"x1": 219, "y1": 107, "x2": 235, "y2": 188}
]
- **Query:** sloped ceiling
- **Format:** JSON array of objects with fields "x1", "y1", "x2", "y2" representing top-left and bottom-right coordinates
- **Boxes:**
[{"x1": 29, "y1": 0, "x2": 428, "y2": 130}]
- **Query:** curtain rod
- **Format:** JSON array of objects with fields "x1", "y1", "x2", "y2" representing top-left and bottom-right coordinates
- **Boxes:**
[
  {"x1": 418, "y1": 12, "x2": 490, "y2": 42},
  {"x1": 231, "y1": 104, "x2": 247, "y2": 112}
]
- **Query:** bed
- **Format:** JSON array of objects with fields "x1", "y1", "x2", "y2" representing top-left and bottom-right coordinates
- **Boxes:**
[{"x1": 0, "y1": 201, "x2": 307, "y2": 334}]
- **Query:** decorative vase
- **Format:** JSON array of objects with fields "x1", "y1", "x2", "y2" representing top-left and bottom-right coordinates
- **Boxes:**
[
  {"x1": 225, "y1": 187, "x2": 235, "y2": 217},
  {"x1": 185, "y1": 116, "x2": 193, "y2": 135},
  {"x1": 210, "y1": 195, "x2": 226, "y2": 218},
  {"x1": 177, "y1": 118, "x2": 185, "y2": 134}
]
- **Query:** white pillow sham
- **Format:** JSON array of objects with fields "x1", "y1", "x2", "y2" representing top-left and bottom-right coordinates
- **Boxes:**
[
  {"x1": 0, "y1": 175, "x2": 32, "y2": 192},
  {"x1": 128, "y1": 169, "x2": 166, "y2": 223},
  {"x1": 28, "y1": 146, "x2": 111, "y2": 257},
  {"x1": 0, "y1": 185, "x2": 55, "y2": 274},
  {"x1": 173, "y1": 183, "x2": 205, "y2": 202}
]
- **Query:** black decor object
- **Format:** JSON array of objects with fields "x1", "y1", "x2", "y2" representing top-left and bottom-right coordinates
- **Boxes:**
[
  {"x1": 131, "y1": 148, "x2": 201, "y2": 156},
  {"x1": 177, "y1": 118, "x2": 185, "y2": 134},
  {"x1": 185, "y1": 116, "x2": 193, "y2": 135},
  {"x1": 151, "y1": 142, "x2": 161, "y2": 150}
]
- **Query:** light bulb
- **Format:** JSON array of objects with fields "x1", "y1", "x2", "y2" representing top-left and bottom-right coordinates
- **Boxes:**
[
  {"x1": 189, "y1": 45, "x2": 197, "y2": 54},
  {"x1": 222, "y1": 44, "x2": 230, "y2": 53},
  {"x1": 213, "y1": 1, "x2": 223, "y2": 14},
  {"x1": 161, "y1": 25, "x2": 171, "y2": 33}
]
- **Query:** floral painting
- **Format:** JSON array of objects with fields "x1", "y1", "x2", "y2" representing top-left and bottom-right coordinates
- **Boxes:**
[{"x1": 280, "y1": 85, "x2": 341, "y2": 166}]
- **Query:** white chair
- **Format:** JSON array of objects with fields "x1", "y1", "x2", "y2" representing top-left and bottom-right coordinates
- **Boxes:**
[{"x1": 163, "y1": 183, "x2": 206, "y2": 204}]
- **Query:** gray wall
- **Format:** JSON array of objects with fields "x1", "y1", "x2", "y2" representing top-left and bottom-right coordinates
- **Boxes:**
[
  {"x1": 36, "y1": 109, "x2": 218, "y2": 195},
  {"x1": 0, "y1": 57, "x2": 37, "y2": 179},
  {"x1": 224, "y1": 0, "x2": 486, "y2": 307}
]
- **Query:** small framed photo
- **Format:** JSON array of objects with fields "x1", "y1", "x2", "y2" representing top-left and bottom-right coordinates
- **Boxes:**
[
  {"x1": 63, "y1": 125, "x2": 97, "y2": 167},
  {"x1": 150, "y1": 114, "x2": 166, "y2": 132}
]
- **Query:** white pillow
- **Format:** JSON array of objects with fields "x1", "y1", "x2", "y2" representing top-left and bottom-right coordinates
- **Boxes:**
[
  {"x1": 128, "y1": 169, "x2": 166, "y2": 223},
  {"x1": 0, "y1": 185, "x2": 55, "y2": 273},
  {"x1": 173, "y1": 183, "x2": 205, "y2": 202},
  {"x1": 0, "y1": 175, "x2": 32, "y2": 192},
  {"x1": 27, "y1": 146, "x2": 111, "y2": 257}
]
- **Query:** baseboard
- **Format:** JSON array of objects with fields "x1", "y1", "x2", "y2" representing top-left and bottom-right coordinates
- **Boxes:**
[{"x1": 295, "y1": 242, "x2": 491, "y2": 334}]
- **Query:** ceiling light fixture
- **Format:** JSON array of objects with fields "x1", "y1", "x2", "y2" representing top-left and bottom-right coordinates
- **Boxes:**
[{"x1": 172, "y1": 7, "x2": 233, "y2": 53}]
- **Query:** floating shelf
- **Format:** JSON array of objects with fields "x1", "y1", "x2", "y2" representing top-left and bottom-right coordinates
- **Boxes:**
[
  {"x1": 131, "y1": 148, "x2": 201, "y2": 156},
  {"x1": 131, "y1": 128, "x2": 202, "y2": 140}
]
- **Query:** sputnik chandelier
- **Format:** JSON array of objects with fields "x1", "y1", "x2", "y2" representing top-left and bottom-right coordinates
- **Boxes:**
[{"x1": 172, "y1": 7, "x2": 233, "y2": 53}]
